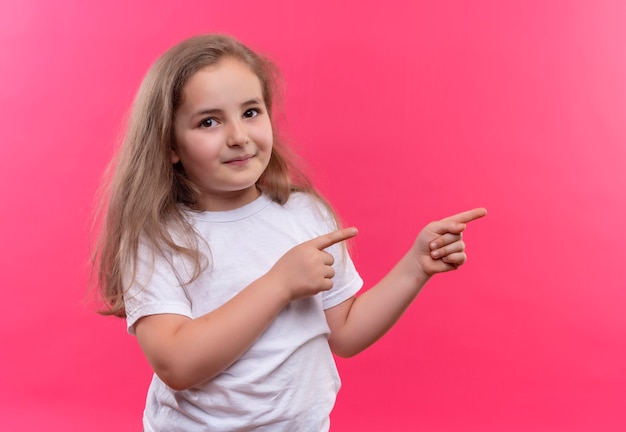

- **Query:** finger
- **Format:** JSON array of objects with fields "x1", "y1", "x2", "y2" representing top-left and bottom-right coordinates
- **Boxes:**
[
  {"x1": 429, "y1": 233, "x2": 462, "y2": 250},
  {"x1": 322, "y1": 251, "x2": 335, "y2": 266},
  {"x1": 310, "y1": 227, "x2": 358, "y2": 250},
  {"x1": 431, "y1": 240, "x2": 465, "y2": 259},
  {"x1": 442, "y1": 207, "x2": 487, "y2": 224},
  {"x1": 428, "y1": 220, "x2": 467, "y2": 236},
  {"x1": 320, "y1": 278, "x2": 334, "y2": 291},
  {"x1": 441, "y1": 252, "x2": 467, "y2": 267},
  {"x1": 324, "y1": 265, "x2": 336, "y2": 279}
]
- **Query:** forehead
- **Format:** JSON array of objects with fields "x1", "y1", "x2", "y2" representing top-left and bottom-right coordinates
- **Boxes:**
[{"x1": 179, "y1": 58, "x2": 264, "y2": 110}]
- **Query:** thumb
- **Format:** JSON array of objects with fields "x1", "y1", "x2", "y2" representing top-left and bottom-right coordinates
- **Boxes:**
[
  {"x1": 428, "y1": 220, "x2": 466, "y2": 236},
  {"x1": 309, "y1": 227, "x2": 358, "y2": 250}
]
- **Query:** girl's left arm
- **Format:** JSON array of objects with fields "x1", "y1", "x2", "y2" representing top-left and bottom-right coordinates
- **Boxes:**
[{"x1": 325, "y1": 207, "x2": 487, "y2": 358}]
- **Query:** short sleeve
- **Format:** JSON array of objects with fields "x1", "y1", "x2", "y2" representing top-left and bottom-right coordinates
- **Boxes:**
[
  {"x1": 124, "y1": 238, "x2": 193, "y2": 334},
  {"x1": 321, "y1": 247, "x2": 362, "y2": 309},
  {"x1": 302, "y1": 195, "x2": 363, "y2": 309}
]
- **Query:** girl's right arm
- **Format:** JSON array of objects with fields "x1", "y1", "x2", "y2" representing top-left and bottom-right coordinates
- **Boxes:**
[{"x1": 133, "y1": 227, "x2": 357, "y2": 391}]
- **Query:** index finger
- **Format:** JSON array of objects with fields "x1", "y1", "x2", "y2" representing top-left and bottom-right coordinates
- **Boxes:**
[
  {"x1": 442, "y1": 207, "x2": 488, "y2": 224},
  {"x1": 309, "y1": 227, "x2": 359, "y2": 250}
]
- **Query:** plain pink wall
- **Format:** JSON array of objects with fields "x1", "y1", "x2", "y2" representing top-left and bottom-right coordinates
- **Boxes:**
[{"x1": 1, "y1": 1, "x2": 624, "y2": 430}]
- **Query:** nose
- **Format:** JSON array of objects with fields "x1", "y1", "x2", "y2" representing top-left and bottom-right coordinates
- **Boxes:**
[{"x1": 226, "y1": 119, "x2": 249, "y2": 147}]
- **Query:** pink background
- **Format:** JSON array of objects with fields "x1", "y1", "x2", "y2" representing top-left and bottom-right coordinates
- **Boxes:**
[{"x1": 1, "y1": 0, "x2": 625, "y2": 430}]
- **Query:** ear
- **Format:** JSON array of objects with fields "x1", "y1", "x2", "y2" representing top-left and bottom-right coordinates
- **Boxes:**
[{"x1": 170, "y1": 148, "x2": 180, "y2": 164}]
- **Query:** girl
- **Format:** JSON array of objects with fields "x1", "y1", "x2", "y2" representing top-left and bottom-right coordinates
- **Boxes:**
[{"x1": 95, "y1": 34, "x2": 486, "y2": 431}]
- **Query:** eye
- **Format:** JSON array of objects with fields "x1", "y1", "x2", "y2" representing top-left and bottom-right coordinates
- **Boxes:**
[
  {"x1": 199, "y1": 117, "x2": 218, "y2": 128},
  {"x1": 243, "y1": 108, "x2": 260, "y2": 119}
]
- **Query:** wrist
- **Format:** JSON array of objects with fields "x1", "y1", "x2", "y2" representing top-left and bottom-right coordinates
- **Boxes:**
[
  {"x1": 405, "y1": 251, "x2": 431, "y2": 287},
  {"x1": 258, "y1": 271, "x2": 293, "y2": 306}
]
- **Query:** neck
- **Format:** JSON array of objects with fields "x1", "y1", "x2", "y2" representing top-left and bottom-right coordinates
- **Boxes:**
[{"x1": 195, "y1": 187, "x2": 261, "y2": 211}]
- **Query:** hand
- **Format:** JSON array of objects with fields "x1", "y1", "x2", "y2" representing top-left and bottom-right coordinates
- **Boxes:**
[
  {"x1": 268, "y1": 227, "x2": 359, "y2": 301},
  {"x1": 411, "y1": 208, "x2": 487, "y2": 278}
]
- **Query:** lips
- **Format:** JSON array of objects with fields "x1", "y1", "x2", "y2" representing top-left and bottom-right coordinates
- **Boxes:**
[{"x1": 224, "y1": 154, "x2": 255, "y2": 165}]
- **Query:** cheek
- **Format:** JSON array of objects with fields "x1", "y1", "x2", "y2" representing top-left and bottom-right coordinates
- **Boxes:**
[
  {"x1": 265, "y1": 132, "x2": 274, "y2": 151},
  {"x1": 260, "y1": 121, "x2": 274, "y2": 150},
  {"x1": 181, "y1": 134, "x2": 222, "y2": 161}
]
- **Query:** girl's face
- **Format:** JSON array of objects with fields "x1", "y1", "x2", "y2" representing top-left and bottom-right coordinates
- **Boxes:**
[{"x1": 172, "y1": 57, "x2": 273, "y2": 211}]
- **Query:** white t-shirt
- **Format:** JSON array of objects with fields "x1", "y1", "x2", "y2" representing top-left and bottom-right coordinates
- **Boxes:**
[{"x1": 124, "y1": 192, "x2": 363, "y2": 431}]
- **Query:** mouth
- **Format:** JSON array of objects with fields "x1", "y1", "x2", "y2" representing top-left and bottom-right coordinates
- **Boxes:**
[{"x1": 224, "y1": 154, "x2": 255, "y2": 165}]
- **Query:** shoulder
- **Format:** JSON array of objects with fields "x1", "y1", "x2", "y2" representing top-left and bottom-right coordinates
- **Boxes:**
[
  {"x1": 283, "y1": 191, "x2": 330, "y2": 214},
  {"x1": 280, "y1": 191, "x2": 339, "y2": 232}
]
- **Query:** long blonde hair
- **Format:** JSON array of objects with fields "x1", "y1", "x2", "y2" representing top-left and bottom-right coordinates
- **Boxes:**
[{"x1": 93, "y1": 34, "x2": 337, "y2": 317}]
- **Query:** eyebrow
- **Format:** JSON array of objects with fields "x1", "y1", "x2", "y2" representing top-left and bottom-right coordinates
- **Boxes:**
[{"x1": 191, "y1": 99, "x2": 263, "y2": 119}]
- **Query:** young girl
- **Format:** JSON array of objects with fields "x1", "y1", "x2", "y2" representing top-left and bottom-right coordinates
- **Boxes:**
[{"x1": 95, "y1": 34, "x2": 486, "y2": 431}]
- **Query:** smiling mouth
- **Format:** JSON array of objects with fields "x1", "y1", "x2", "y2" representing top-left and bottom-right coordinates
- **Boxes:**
[{"x1": 224, "y1": 154, "x2": 255, "y2": 165}]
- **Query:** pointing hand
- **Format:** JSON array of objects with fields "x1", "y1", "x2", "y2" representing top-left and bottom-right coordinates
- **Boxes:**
[
  {"x1": 269, "y1": 227, "x2": 359, "y2": 301},
  {"x1": 411, "y1": 208, "x2": 487, "y2": 277}
]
